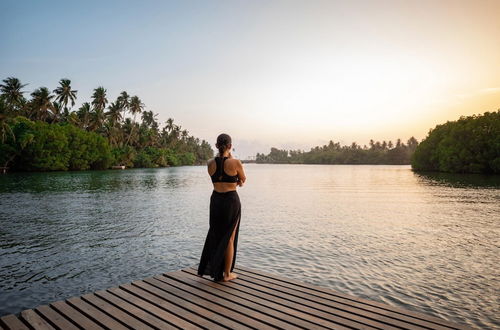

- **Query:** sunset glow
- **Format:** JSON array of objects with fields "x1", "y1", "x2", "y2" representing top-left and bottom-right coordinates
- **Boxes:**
[{"x1": 1, "y1": 0, "x2": 499, "y2": 158}]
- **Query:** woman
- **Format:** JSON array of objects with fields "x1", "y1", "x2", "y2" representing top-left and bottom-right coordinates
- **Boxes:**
[{"x1": 197, "y1": 133, "x2": 246, "y2": 282}]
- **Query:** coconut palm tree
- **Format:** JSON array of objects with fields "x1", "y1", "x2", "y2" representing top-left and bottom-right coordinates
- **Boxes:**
[
  {"x1": 181, "y1": 129, "x2": 189, "y2": 141},
  {"x1": 117, "y1": 91, "x2": 130, "y2": 121},
  {"x1": 105, "y1": 102, "x2": 122, "y2": 127},
  {"x1": 125, "y1": 95, "x2": 144, "y2": 146},
  {"x1": 165, "y1": 118, "x2": 174, "y2": 133},
  {"x1": 90, "y1": 107, "x2": 106, "y2": 132},
  {"x1": 141, "y1": 110, "x2": 157, "y2": 128},
  {"x1": 53, "y1": 79, "x2": 77, "y2": 111},
  {"x1": 76, "y1": 102, "x2": 92, "y2": 130},
  {"x1": 129, "y1": 96, "x2": 144, "y2": 121},
  {"x1": 90, "y1": 87, "x2": 108, "y2": 132},
  {"x1": 0, "y1": 77, "x2": 28, "y2": 113},
  {"x1": 91, "y1": 86, "x2": 107, "y2": 113},
  {"x1": 30, "y1": 87, "x2": 55, "y2": 121}
]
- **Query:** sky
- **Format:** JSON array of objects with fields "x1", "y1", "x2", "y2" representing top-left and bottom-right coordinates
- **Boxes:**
[{"x1": 1, "y1": 0, "x2": 500, "y2": 159}]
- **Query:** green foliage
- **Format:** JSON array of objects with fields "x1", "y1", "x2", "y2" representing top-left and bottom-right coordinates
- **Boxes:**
[
  {"x1": 1, "y1": 117, "x2": 112, "y2": 171},
  {"x1": 0, "y1": 76, "x2": 215, "y2": 172},
  {"x1": 111, "y1": 146, "x2": 137, "y2": 167},
  {"x1": 411, "y1": 110, "x2": 500, "y2": 174},
  {"x1": 178, "y1": 152, "x2": 196, "y2": 165},
  {"x1": 256, "y1": 139, "x2": 418, "y2": 165}
]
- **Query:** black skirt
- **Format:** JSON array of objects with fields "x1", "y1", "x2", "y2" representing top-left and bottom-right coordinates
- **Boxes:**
[{"x1": 197, "y1": 190, "x2": 241, "y2": 282}]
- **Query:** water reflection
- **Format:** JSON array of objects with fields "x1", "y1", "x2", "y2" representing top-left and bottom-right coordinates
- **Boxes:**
[
  {"x1": 414, "y1": 170, "x2": 500, "y2": 188},
  {"x1": 0, "y1": 165, "x2": 498, "y2": 329}
]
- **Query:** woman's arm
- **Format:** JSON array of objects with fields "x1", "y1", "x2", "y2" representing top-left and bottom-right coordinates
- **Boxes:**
[{"x1": 236, "y1": 160, "x2": 246, "y2": 187}]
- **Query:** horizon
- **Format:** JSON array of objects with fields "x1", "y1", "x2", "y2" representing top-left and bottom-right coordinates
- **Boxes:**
[{"x1": 2, "y1": 0, "x2": 500, "y2": 159}]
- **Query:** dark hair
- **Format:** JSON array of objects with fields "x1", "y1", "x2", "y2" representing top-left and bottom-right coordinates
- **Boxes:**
[{"x1": 216, "y1": 133, "x2": 232, "y2": 156}]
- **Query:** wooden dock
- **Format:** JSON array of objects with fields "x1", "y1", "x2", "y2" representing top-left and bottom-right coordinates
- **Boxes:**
[{"x1": 0, "y1": 265, "x2": 471, "y2": 329}]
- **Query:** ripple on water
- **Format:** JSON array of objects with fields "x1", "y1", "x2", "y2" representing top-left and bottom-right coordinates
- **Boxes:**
[{"x1": 0, "y1": 165, "x2": 499, "y2": 328}]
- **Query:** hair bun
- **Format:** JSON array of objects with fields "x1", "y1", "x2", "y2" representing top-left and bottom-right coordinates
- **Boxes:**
[{"x1": 216, "y1": 133, "x2": 232, "y2": 156}]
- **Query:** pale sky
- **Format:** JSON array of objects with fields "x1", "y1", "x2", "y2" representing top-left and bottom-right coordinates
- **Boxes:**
[{"x1": 1, "y1": 0, "x2": 499, "y2": 159}]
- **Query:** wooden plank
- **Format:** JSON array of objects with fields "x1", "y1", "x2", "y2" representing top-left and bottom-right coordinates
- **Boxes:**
[
  {"x1": 141, "y1": 276, "x2": 260, "y2": 329},
  {"x1": 186, "y1": 267, "x2": 420, "y2": 330},
  {"x1": 66, "y1": 297, "x2": 128, "y2": 330},
  {"x1": 94, "y1": 289, "x2": 181, "y2": 330},
  {"x1": 0, "y1": 314, "x2": 29, "y2": 330},
  {"x1": 237, "y1": 271, "x2": 447, "y2": 330},
  {"x1": 107, "y1": 286, "x2": 198, "y2": 330},
  {"x1": 168, "y1": 269, "x2": 345, "y2": 329},
  {"x1": 234, "y1": 265, "x2": 470, "y2": 330},
  {"x1": 35, "y1": 305, "x2": 79, "y2": 330},
  {"x1": 81, "y1": 292, "x2": 156, "y2": 330},
  {"x1": 180, "y1": 268, "x2": 382, "y2": 329},
  {"x1": 50, "y1": 300, "x2": 104, "y2": 329},
  {"x1": 143, "y1": 276, "x2": 269, "y2": 329},
  {"x1": 0, "y1": 265, "x2": 472, "y2": 330},
  {"x1": 127, "y1": 281, "x2": 233, "y2": 329},
  {"x1": 220, "y1": 268, "x2": 448, "y2": 330},
  {"x1": 230, "y1": 269, "x2": 426, "y2": 329},
  {"x1": 19, "y1": 309, "x2": 54, "y2": 330},
  {"x1": 155, "y1": 273, "x2": 304, "y2": 329}
]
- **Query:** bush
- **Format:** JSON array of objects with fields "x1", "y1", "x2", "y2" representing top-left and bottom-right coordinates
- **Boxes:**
[
  {"x1": 411, "y1": 110, "x2": 500, "y2": 173},
  {"x1": 1, "y1": 117, "x2": 113, "y2": 171}
]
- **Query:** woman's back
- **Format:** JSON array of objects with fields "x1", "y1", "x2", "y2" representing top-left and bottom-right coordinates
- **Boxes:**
[{"x1": 208, "y1": 156, "x2": 244, "y2": 193}]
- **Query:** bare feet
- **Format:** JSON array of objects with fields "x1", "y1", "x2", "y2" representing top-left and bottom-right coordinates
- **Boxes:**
[{"x1": 222, "y1": 272, "x2": 238, "y2": 282}]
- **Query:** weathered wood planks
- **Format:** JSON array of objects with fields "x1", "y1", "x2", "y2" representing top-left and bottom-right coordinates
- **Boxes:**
[{"x1": 0, "y1": 265, "x2": 472, "y2": 330}]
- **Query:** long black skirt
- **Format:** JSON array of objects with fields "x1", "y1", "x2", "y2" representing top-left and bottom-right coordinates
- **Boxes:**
[{"x1": 197, "y1": 190, "x2": 241, "y2": 282}]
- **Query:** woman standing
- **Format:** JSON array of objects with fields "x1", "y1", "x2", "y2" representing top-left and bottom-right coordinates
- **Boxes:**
[{"x1": 197, "y1": 133, "x2": 247, "y2": 282}]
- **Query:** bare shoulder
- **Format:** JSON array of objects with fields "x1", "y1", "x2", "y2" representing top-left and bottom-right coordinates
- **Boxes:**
[
  {"x1": 228, "y1": 158, "x2": 243, "y2": 166},
  {"x1": 207, "y1": 158, "x2": 216, "y2": 170}
]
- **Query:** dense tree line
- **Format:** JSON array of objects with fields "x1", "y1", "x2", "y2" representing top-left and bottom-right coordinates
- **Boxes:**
[
  {"x1": 256, "y1": 137, "x2": 419, "y2": 164},
  {"x1": 411, "y1": 110, "x2": 500, "y2": 174},
  {"x1": 0, "y1": 77, "x2": 213, "y2": 171}
]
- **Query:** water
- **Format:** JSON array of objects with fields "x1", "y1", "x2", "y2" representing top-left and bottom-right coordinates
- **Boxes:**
[{"x1": 0, "y1": 165, "x2": 499, "y2": 328}]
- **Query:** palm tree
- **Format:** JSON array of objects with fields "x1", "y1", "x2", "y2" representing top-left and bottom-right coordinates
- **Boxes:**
[
  {"x1": 30, "y1": 87, "x2": 55, "y2": 121},
  {"x1": 181, "y1": 129, "x2": 189, "y2": 141},
  {"x1": 105, "y1": 102, "x2": 122, "y2": 127},
  {"x1": 123, "y1": 118, "x2": 140, "y2": 147},
  {"x1": 129, "y1": 96, "x2": 144, "y2": 121},
  {"x1": 90, "y1": 87, "x2": 108, "y2": 132},
  {"x1": 0, "y1": 77, "x2": 28, "y2": 113},
  {"x1": 76, "y1": 102, "x2": 91, "y2": 130},
  {"x1": 90, "y1": 107, "x2": 106, "y2": 132},
  {"x1": 91, "y1": 86, "x2": 107, "y2": 113},
  {"x1": 53, "y1": 79, "x2": 77, "y2": 111},
  {"x1": 103, "y1": 119, "x2": 122, "y2": 147},
  {"x1": 125, "y1": 95, "x2": 144, "y2": 146},
  {"x1": 141, "y1": 110, "x2": 157, "y2": 127},
  {"x1": 117, "y1": 91, "x2": 130, "y2": 122},
  {"x1": 165, "y1": 118, "x2": 174, "y2": 133}
]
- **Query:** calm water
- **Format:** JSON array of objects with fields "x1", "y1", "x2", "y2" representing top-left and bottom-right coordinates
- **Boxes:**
[{"x1": 0, "y1": 165, "x2": 499, "y2": 328}]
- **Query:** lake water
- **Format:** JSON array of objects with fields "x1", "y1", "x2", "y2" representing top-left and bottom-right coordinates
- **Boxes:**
[{"x1": 0, "y1": 165, "x2": 499, "y2": 328}]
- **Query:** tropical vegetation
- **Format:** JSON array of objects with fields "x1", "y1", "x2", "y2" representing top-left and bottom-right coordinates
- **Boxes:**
[
  {"x1": 256, "y1": 137, "x2": 419, "y2": 164},
  {"x1": 0, "y1": 77, "x2": 213, "y2": 171},
  {"x1": 411, "y1": 110, "x2": 499, "y2": 174}
]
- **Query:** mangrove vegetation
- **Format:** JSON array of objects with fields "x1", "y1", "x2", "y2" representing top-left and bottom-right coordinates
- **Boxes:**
[{"x1": 411, "y1": 110, "x2": 499, "y2": 174}]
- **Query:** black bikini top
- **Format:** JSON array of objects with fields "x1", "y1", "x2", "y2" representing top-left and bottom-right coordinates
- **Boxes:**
[{"x1": 211, "y1": 156, "x2": 239, "y2": 183}]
